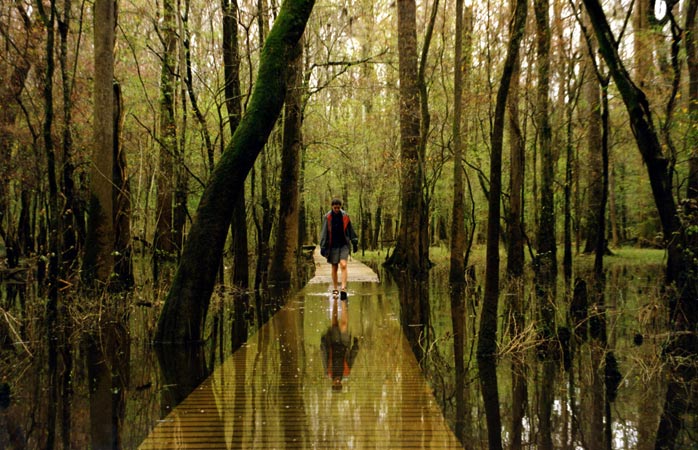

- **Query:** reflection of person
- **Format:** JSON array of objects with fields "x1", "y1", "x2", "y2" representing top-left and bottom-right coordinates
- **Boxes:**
[
  {"x1": 321, "y1": 296, "x2": 359, "y2": 391},
  {"x1": 319, "y1": 198, "x2": 358, "y2": 299}
]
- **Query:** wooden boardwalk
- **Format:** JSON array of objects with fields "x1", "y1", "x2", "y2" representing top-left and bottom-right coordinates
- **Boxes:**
[{"x1": 139, "y1": 251, "x2": 462, "y2": 449}]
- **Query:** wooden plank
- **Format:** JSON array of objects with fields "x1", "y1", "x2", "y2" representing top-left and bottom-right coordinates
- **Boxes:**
[{"x1": 139, "y1": 258, "x2": 461, "y2": 449}]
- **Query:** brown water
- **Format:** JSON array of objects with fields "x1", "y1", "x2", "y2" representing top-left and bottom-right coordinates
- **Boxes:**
[{"x1": 0, "y1": 255, "x2": 694, "y2": 449}]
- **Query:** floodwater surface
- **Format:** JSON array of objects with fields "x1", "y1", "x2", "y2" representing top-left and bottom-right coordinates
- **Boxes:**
[{"x1": 1, "y1": 250, "x2": 695, "y2": 449}]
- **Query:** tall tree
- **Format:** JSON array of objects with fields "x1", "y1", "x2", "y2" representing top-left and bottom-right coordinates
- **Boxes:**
[
  {"x1": 113, "y1": 82, "x2": 134, "y2": 289},
  {"x1": 384, "y1": 0, "x2": 428, "y2": 277},
  {"x1": 507, "y1": 54, "x2": 525, "y2": 280},
  {"x1": 83, "y1": 0, "x2": 116, "y2": 286},
  {"x1": 58, "y1": 0, "x2": 81, "y2": 274},
  {"x1": 35, "y1": 0, "x2": 60, "y2": 444},
  {"x1": 582, "y1": 31, "x2": 604, "y2": 254},
  {"x1": 477, "y1": 0, "x2": 527, "y2": 448},
  {"x1": 580, "y1": 0, "x2": 697, "y2": 447},
  {"x1": 269, "y1": 37, "x2": 304, "y2": 288},
  {"x1": 506, "y1": 48, "x2": 528, "y2": 450},
  {"x1": 0, "y1": 4, "x2": 35, "y2": 266},
  {"x1": 534, "y1": 0, "x2": 557, "y2": 307},
  {"x1": 449, "y1": 0, "x2": 466, "y2": 283},
  {"x1": 222, "y1": 0, "x2": 250, "y2": 290},
  {"x1": 155, "y1": 0, "x2": 316, "y2": 343},
  {"x1": 534, "y1": 2, "x2": 556, "y2": 447},
  {"x1": 154, "y1": 0, "x2": 178, "y2": 272},
  {"x1": 687, "y1": 0, "x2": 698, "y2": 198}
]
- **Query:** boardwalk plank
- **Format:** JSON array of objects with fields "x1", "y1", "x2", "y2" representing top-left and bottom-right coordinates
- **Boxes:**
[{"x1": 139, "y1": 252, "x2": 462, "y2": 449}]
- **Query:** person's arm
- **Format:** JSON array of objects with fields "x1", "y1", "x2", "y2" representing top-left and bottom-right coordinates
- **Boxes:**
[
  {"x1": 346, "y1": 218, "x2": 358, "y2": 251},
  {"x1": 319, "y1": 213, "x2": 329, "y2": 251}
]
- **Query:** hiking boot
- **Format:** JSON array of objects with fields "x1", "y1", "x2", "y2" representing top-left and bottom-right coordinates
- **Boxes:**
[{"x1": 340, "y1": 290, "x2": 347, "y2": 301}]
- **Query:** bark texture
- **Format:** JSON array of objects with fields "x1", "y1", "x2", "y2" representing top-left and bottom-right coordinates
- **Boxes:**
[
  {"x1": 385, "y1": 0, "x2": 428, "y2": 277},
  {"x1": 83, "y1": 0, "x2": 116, "y2": 286},
  {"x1": 269, "y1": 38, "x2": 304, "y2": 288},
  {"x1": 154, "y1": 0, "x2": 177, "y2": 259}
]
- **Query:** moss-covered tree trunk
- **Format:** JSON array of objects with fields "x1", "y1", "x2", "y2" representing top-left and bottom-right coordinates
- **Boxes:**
[
  {"x1": 155, "y1": 0, "x2": 316, "y2": 344},
  {"x1": 154, "y1": 0, "x2": 177, "y2": 271}
]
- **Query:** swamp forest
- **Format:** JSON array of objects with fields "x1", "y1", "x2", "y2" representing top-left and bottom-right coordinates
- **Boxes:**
[{"x1": 1, "y1": 0, "x2": 698, "y2": 447}]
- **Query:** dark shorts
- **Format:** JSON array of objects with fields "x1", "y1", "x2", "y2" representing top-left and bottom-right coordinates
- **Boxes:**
[{"x1": 327, "y1": 245, "x2": 349, "y2": 265}]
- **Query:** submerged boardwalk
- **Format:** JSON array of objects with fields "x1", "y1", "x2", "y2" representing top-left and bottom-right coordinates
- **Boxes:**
[{"x1": 139, "y1": 251, "x2": 462, "y2": 449}]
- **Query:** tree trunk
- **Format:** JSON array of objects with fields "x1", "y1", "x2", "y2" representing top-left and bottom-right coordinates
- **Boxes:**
[
  {"x1": 534, "y1": 0, "x2": 557, "y2": 337},
  {"x1": 155, "y1": 0, "x2": 316, "y2": 343},
  {"x1": 507, "y1": 53, "x2": 525, "y2": 279},
  {"x1": 83, "y1": 0, "x2": 115, "y2": 287},
  {"x1": 687, "y1": 0, "x2": 698, "y2": 198},
  {"x1": 507, "y1": 44, "x2": 527, "y2": 450},
  {"x1": 449, "y1": 0, "x2": 466, "y2": 283},
  {"x1": 477, "y1": 0, "x2": 527, "y2": 448},
  {"x1": 385, "y1": 0, "x2": 427, "y2": 277},
  {"x1": 58, "y1": 0, "x2": 80, "y2": 274},
  {"x1": 113, "y1": 82, "x2": 134, "y2": 290},
  {"x1": 582, "y1": 0, "x2": 681, "y2": 282},
  {"x1": 563, "y1": 73, "x2": 575, "y2": 283},
  {"x1": 581, "y1": 2, "x2": 696, "y2": 447},
  {"x1": 372, "y1": 206, "x2": 382, "y2": 250},
  {"x1": 154, "y1": 0, "x2": 177, "y2": 266},
  {"x1": 269, "y1": 38, "x2": 304, "y2": 289},
  {"x1": 222, "y1": 0, "x2": 249, "y2": 289},
  {"x1": 582, "y1": 36, "x2": 604, "y2": 254}
]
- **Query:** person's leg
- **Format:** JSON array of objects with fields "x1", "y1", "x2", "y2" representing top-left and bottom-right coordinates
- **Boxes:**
[
  {"x1": 339, "y1": 259, "x2": 347, "y2": 291},
  {"x1": 331, "y1": 263, "x2": 339, "y2": 292}
]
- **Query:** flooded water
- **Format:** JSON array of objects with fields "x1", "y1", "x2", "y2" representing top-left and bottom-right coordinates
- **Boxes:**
[{"x1": 0, "y1": 251, "x2": 695, "y2": 449}]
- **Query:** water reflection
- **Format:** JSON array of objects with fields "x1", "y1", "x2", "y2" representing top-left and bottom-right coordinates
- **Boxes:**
[
  {"x1": 154, "y1": 344, "x2": 209, "y2": 412},
  {"x1": 87, "y1": 322, "x2": 130, "y2": 450},
  {"x1": 321, "y1": 294, "x2": 359, "y2": 391},
  {"x1": 3, "y1": 256, "x2": 697, "y2": 449}
]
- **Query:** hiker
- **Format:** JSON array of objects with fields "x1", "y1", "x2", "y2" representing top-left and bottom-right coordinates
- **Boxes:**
[
  {"x1": 321, "y1": 295, "x2": 359, "y2": 391},
  {"x1": 319, "y1": 198, "x2": 358, "y2": 300}
]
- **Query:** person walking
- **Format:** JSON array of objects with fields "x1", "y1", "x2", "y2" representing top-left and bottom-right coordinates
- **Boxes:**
[{"x1": 319, "y1": 198, "x2": 358, "y2": 299}]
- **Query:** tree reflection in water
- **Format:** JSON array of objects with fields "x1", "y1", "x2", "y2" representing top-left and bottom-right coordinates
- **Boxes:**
[
  {"x1": 1, "y1": 257, "x2": 697, "y2": 448},
  {"x1": 384, "y1": 261, "x2": 696, "y2": 449}
]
